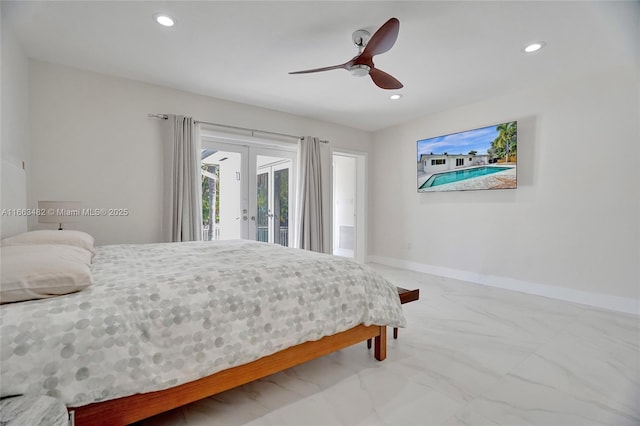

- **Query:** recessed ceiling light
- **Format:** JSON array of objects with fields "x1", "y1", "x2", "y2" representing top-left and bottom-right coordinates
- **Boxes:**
[
  {"x1": 390, "y1": 94, "x2": 403, "y2": 100},
  {"x1": 154, "y1": 13, "x2": 175, "y2": 27},
  {"x1": 523, "y1": 41, "x2": 546, "y2": 53}
]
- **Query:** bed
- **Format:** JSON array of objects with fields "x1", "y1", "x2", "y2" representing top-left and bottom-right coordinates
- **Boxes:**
[{"x1": 1, "y1": 238, "x2": 405, "y2": 425}]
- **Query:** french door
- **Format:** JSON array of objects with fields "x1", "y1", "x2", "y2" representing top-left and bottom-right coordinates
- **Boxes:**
[
  {"x1": 200, "y1": 140, "x2": 296, "y2": 247},
  {"x1": 256, "y1": 155, "x2": 292, "y2": 246}
]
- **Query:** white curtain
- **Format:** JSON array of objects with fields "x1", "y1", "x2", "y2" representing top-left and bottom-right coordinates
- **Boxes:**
[
  {"x1": 161, "y1": 115, "x2": 202, "y2": 242},
  {"x1": 296, "y1": 136, "x2": 330, "y2": 253}
]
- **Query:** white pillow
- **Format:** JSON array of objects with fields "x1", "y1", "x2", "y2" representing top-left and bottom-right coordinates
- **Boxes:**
[
  {"x1": 1, "y1": 230, "x2": 95, "y2": 256},
  {"x1": 0, "y1": 244, "x2": 93, "y2": 304}
]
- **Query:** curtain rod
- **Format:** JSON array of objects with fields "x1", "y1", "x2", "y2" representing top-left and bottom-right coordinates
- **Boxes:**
[{"x1": 148, "y1": 114, "x2": 328, "y2": 143}]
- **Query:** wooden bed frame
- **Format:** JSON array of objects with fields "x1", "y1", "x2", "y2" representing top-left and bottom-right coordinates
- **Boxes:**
[{"x1": 68, "y1": 324, "x2": 387, "y2": 426}]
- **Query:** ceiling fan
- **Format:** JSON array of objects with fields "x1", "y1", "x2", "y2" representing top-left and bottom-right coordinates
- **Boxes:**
[{"x1": 289, "y1": 17, "x2": 403, "y2": 90}]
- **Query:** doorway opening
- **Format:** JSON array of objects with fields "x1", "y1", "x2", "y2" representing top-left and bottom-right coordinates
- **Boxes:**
[{"x1": 332, "y1": 151, "x2": 366, "y2": 263}]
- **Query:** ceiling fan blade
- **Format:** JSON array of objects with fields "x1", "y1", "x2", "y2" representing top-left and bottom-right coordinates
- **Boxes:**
[
  {"x1": 360, "y1": 18, "x2": 399, "y2": 61},
  {"x1": 369, "y1": 68, "x2": 403, "y2": 90},
  {"x1": 289, "y1": 62, "x2": 350, "y2": 74}
]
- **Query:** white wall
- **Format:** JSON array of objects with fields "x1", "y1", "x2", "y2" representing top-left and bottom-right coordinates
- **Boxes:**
[
  {"x1": 369, "y1": 65, "x2": 639, "y2": 311},
  {"x1": 1, "y1": 7, "x2": 30, "y2": 238},
  {"x1": 27, "y1": 60, "x2": 373, "y2": 245}
]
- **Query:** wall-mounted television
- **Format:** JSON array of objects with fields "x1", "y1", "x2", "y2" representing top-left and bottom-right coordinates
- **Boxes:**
[{"x1": 417, "y1": 121, "x2": 517, "y2": 192}]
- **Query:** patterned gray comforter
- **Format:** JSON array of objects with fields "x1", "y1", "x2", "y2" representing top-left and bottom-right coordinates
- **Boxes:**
[{"x1": 0, "y1": 240, "x2": 405, "y2": 407}]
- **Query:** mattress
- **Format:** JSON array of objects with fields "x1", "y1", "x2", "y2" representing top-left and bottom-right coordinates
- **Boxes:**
[{"x1": 0, "y1": 240, "x2": 405, "y2": 407}]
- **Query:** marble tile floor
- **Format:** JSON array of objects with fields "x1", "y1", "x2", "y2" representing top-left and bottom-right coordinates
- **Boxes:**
[{"x1": 138, "y1": 264, "x2": 640, "y2": 426}]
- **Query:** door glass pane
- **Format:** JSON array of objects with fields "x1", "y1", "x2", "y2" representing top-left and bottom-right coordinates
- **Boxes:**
[
  {"x1": 201, "y1": 149, "x2": 243, "y2": 240},
  {"x1": 257, "y1": 155, "x2": 292, "y2": 247},
  {"x1": 274, "y1": 168, "x2": 288, "y2": 246},
  {"x1": 256, "y1": 172, "x2": 269, "y2": 242}
]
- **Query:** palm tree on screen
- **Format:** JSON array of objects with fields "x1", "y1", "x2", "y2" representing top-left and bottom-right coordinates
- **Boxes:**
[{"x1": 492, "y1": 122, "x2": 517, "y2": 162}]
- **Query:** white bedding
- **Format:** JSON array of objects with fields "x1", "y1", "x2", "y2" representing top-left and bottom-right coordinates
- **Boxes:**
[{"x1": 0, "y1": 240, "x2": 405, "y2": 407}]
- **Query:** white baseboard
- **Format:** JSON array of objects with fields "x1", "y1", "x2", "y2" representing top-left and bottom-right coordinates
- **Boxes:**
[{"x1": 367, "y1": 255, "x2": 639, "y2": 315}]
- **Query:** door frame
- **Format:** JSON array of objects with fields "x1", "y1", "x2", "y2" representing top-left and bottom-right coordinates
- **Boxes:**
[{"x1": 331, "y1": 149, "x2": 367, "y2": 263}]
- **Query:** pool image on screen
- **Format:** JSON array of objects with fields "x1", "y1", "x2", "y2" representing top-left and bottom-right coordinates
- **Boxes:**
[{"x1": 417, "y1": 121, "x2": 517, "y2": 192}]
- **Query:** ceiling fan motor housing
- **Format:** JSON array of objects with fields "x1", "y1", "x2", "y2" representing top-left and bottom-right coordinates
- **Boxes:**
[{"x1": 350, "y1": 64, "x2": 371, "y2": 77}]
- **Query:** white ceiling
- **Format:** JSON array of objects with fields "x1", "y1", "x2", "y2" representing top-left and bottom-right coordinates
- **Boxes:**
[{"x1": 4, "y1": 1, "x2": 639, "y2": 132}]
